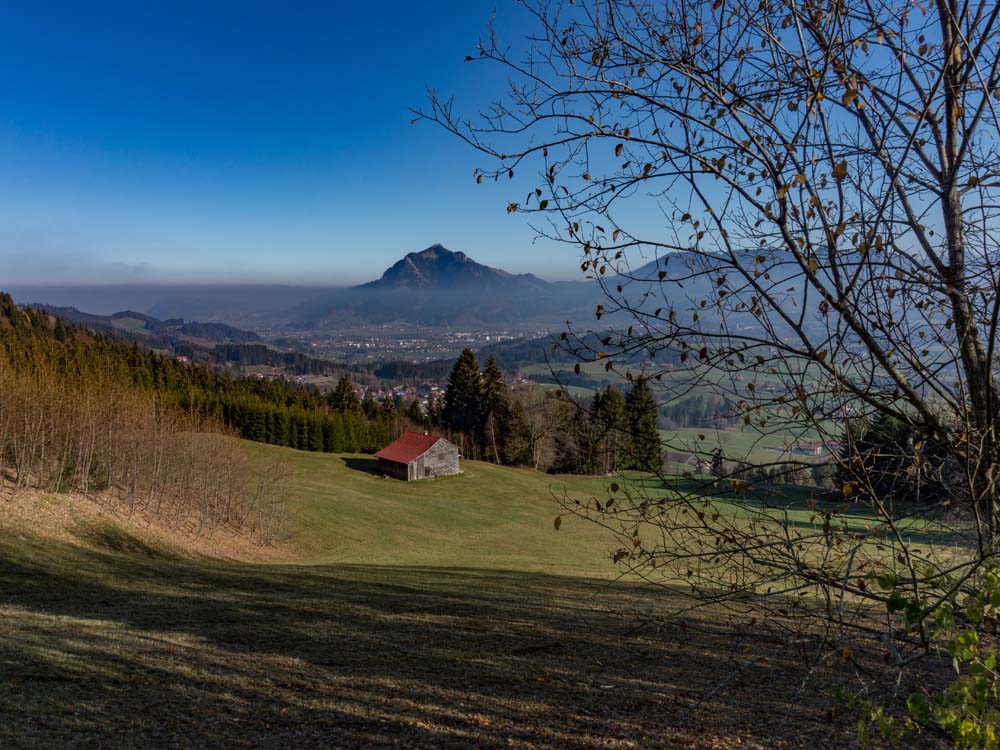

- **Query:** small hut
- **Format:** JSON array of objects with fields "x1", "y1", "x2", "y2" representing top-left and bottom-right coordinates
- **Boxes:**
[{"x1": 374, "y1": 432, "x2": 460, "y2": 481}]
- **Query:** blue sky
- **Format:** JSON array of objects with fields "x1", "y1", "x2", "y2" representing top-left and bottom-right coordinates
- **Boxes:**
[{"x1": 0, "y1": 1, "x2": 579, "y2": 285}]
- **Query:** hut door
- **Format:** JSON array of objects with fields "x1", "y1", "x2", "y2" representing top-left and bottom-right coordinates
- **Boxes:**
[{"x1": 424, "y1": 466, "x2": 432, "y2": 478}]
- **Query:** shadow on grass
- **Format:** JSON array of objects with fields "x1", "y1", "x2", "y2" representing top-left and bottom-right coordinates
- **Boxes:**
[
  {"x1": 651, "y1": 477, "x2": 972, "y2": 548},
  {"x1": 0, "y1": 532, "x2": 855, "y2": 749},
  {"x1": 71, "y1": 522, "x2": 182, "y2": 560},
  {"x1": 341, "y1": 456, "x2": 383, "y2": 477}
]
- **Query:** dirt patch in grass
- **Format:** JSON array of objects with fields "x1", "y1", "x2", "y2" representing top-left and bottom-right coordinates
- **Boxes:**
[{"x1": 0, "y1": 488, "x2": 290, "y2": 562}]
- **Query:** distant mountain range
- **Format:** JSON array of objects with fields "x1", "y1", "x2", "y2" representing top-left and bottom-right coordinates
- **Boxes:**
[
  {"x1": 282, "y1": 244, "x2": 595, "y2": 329},
  {"x1": 32, "y1": 305, "x2": 261, "y2": 345},
  {"x1": 8, "y1": 244, "x2": 733, "y2": 332}
]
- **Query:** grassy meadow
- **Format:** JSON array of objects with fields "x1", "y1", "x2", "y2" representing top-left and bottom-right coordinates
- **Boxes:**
[
  {"x1": 275, "y1": 447, "x2": 627, "y2": 575},
  {"x1": 0, "y1": 440, "x2": 902, "y2": 748}
]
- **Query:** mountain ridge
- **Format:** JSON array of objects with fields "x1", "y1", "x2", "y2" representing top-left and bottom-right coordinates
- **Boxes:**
[
  {"x1": 32, "y1": 304, "x2": 262, "y2": 344},
  {"x1": 359, "y1": 243, "x2": 550, "y2": 290}
]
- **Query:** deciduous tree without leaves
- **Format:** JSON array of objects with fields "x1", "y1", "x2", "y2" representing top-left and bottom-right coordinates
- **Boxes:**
[{"x1": 418, "y1": 0, "x2": 1000, "y2": 736}]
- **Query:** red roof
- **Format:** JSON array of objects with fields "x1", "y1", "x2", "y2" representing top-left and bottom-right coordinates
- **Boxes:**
[{"x1": 375, "y1": 432, "x2": 450, "y2": 464}]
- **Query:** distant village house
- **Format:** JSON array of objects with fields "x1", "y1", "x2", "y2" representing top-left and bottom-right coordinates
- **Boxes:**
[
  {"x1": 375, "y1": 432, "x2": 461, "y2": 481},
  {"x1": 788, "y1": 441, "x2": 841, "y2": 456},
  {"x1": 664, "y1": 452, "x2": 713, "y2": 474},
  {"x1": 793, "y1": 442, "x2": 825, "y2": 456}
]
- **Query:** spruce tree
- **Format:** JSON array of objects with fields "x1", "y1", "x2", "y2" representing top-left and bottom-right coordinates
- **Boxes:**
[
  {"x1": 442, "y1": 348, "x2": 484, "y2": 437},
  {"x1": 594, "y1": 385, "x2": 627, "y2": 473},
  {"x1": 328, "y1": 376, "x2": 361, "y2": 413},
  {"x1": 406, "y1": 399, "x2": 425, "y2": 425},
  {"x1": 481, "y1": 355, "x2": 511, "y2": 463},
  {"x1": 425, "y1": 394, "x2": 443, "y2": 425},
  {"x1": 361, "y1": 394, "x2": 379, "y2": 420},
  {"x1": 625, "y1": 378, "x2": 661, "y2": 473},
  {"x1": 501, "y1": 399, "x2": 534, "y2": 467},
  {"x1": 309, "y1": 416, "x2": 325, "y2": 452},
  {"x1": 379, "y1": 396, "x2": 397, "y2": 421}
]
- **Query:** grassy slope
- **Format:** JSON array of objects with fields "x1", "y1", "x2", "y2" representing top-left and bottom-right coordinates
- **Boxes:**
[
  {"x1": 1, "y1": 531, "x2": 858, "y2": 749},
  {"x1": 274, "y1": 448, "x2": 624, "y2": 577},
  {"x1": 0, "y1": 441, "x2": 872, "y2": 748}
]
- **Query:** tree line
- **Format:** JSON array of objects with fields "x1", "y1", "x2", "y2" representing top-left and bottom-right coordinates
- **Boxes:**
[
  {"x1": 426, "y1": 348, "x2": 662, "y2": 474},
  {"x1": 0, "y1": 294, "x2": 395, "y2": 456},
  {"x1": 0, "y1": 294, "x2": 288, "y2": 544}
]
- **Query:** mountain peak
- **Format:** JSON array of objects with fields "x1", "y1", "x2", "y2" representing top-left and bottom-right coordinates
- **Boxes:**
[{"x1": 359, "y1": 245, "x2": 548, "y2": 290}]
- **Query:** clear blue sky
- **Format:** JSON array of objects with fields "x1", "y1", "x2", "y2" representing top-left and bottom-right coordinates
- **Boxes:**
[{"x1": 0, "y1": 1, "x2": 576, "y2": 285}]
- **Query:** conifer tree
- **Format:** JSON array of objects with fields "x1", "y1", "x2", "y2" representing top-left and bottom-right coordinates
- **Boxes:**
[
  {"x1": 425, "y1": 394, "x2": 442, "y2": 425},
  {"x1": 361, "y1": 394, "x2": 379, "y2": 421},
  {"x1": 442, "y1": 348, "x2": 484, "y2": 437},
  {"x1": 406, "y1": 399, "x2": 425, "y2": 426},
  {"x1": 271, "y1": 410, "x2": 290, "y2": 446},
  {"x1": 378, "y1": 397, "x2": 396, "y2": 420},
  {"x1": 308, "y1": 415, "x2": 325, "y2": 452},
  {"x1": 328, "y1": 376, "x2": 361, "y2": 413},
  {"x1": 594, "y1": 385, "x2": 627, "y2": 474},
  {"x1": 481, "y1": 355, "x2": 511, "y2": 463},
  {"x1": 625, "y1": 378, "x2": 661, "y2": 473},
  {"x1": 501, "y1": 399, "x2": 534, "y2": 467}
]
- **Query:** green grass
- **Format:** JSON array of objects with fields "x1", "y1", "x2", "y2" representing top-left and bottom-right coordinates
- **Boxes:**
[
  {"x1": 109, "y1": 316, "x2": 151, "y2": 335},
  {"x1": 272, "y1": 446, "x2": 957, "y2": 568},
  {"x1": 0, "y1": 440, "x2": 946, "y2": 748},
  {"x1": 659, "y1": 425, "x2": 820, "y2": 465},
  {"x1": 267, "y1": 447, "x2": 627, "y2": 578},
  {"x1": 0, "y1": 527, "x2": 858, "y2": 749}
]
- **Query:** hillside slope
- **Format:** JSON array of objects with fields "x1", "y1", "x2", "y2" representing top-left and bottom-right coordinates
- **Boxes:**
[
  {"x1": 0, "y1": 488, "x2": 288, "y2": 563},
  {"x1": 261, "y1": 445, "x2": 625, "y2": 576},
  {"x1": 0, "y1": 434, "x2": 625, "y2": 574},
  {"x1": 0, "y1": 440, "x2": 858, "y2": 749}
]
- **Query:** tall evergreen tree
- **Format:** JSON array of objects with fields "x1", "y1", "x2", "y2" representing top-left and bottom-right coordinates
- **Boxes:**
[
  {"x1": 593, "y1": 385, "x2": 627, "y2": 474},
  {"x1": 378, "y1": 396, "x2": 397, "y2": 420},
  {"x1": 425, "y1": 394, "x2": 443, "y2": 425},
  {"x1": 361, "y1": 394, "x2": 379, "y2": 420},
  {"x1": 405, "y1": 399, "x2": 425, "y2": 426},
  {"x1": 442, "y1": 348, "x2": 484, "y2": 437},
  {"x1": 501, "y1": 399, "x2": 535, "y2": 467},
  {"x1": 328, "y1": 376, "x2": 361, "y2": 413},
  {"x1": 308, "y1": 415, "x2": 325, "y2": 452},
  {"x1": 481, "y1": 355, "x2": 511, "y2": 463},
  {"x1": 625, "y1": 378, "x2": 661, "y2": 473}
]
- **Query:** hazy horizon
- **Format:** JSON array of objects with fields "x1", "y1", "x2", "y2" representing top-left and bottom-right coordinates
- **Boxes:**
[
  {"x1": 0, "y1": 2, "x2": 594, "y2": 286},
  {"x1": 2, "y1": 239, "x2": 590, "y2": 290}
]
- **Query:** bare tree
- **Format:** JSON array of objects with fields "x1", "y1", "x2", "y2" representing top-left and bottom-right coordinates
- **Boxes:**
[
  {"x1": 510, "y1": 386, "x2": 566, "y2": 470},
  {"x1": 0, "y1": 361, "x2": 289, "y2": 546},
  {"x1": 417, "y1": 0, "x2": 1000, "y2": 716}
]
